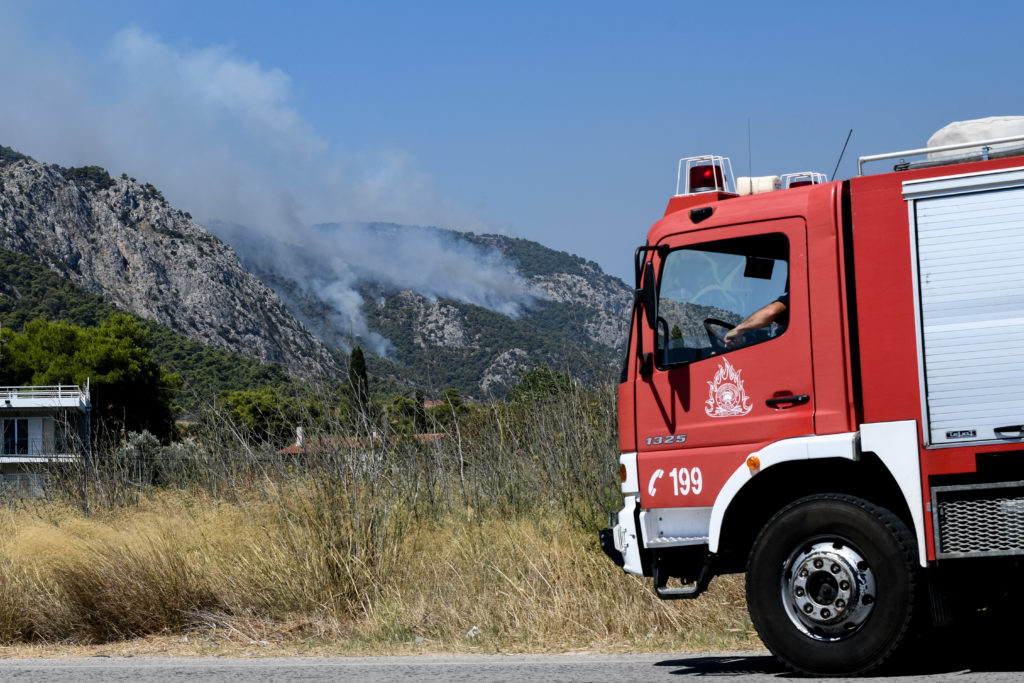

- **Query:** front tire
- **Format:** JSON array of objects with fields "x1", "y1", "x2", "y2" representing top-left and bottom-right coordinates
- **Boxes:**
[{"x1": 746, "y1": 494, "x2": 919, "y2": 676}]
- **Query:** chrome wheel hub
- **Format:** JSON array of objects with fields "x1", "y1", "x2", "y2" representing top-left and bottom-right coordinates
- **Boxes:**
[{"x1": 782, "y1": 540, "x2": 876, "y2": 641}]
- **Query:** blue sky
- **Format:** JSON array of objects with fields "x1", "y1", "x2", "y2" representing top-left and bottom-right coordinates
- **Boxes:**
[{"x1": 2, "y1": 1, "x2": 1023, "y2": 283}]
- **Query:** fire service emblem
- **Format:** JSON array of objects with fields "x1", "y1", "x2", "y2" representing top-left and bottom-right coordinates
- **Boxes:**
[{"x1": 705, "y1": 358, "x2": 752, "y2": 418}]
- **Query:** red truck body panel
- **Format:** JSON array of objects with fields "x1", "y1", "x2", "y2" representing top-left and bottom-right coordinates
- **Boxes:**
[
  {"x1": 635, "y1": 185, "x2": 855, "y2": 509},
  {"x1": 628, "y1": 153, "x2": 1024, "y2": 561},
  {"x1": 607, "y1": 136, "x2": 1024, "y2": 676},
  {"x1": 846, "y1": 155, "x2": 1024, "y2": 559}
]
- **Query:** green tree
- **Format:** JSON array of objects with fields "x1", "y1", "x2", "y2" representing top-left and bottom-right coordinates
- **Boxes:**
[
  {"x1": 0, "y1": 246, "x2": 299, "y2": 412},
  {"x1": 220, "y1": 387, "x2": 305, "y2": 444},
  {"x1": 441, "y1": 387, "x2": 461, "y2": 408},
  {"x1": 0, "y1": 145, "x2": 31, "y2": 165},
  {"x1": 0, "y1": 315, "x2": 179, "y2": 440},
  {"x1": 425, "y1": 387, "x2": 471, "y2": 427},
  {"x1": 62, "y1": 165, "x2": 114, "y2": 190},
  {"x1": 509, "y1": 366, "x2": 574, "y2": 404},
  {"x1": 384, "y1": 395, "x2": 418, "y2": 434},
  {"x1": 347, "y1": 346, "x2": 369, "y2": 414},
  {"x1": 414, "y1": 389, "x2": 428, "y2": 433}
]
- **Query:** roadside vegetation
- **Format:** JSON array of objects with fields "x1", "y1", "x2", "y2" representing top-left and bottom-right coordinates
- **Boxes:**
[
  {"x1": 0, "y1": 252, "x2": 756, "y2": 653},
  {"x1": 0, "y1": 370, "x2": 756, "y2": 653}
]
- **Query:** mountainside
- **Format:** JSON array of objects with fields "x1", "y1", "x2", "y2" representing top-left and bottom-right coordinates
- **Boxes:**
[
  {"x1": 218, "y1": 222, "x2": 633, "y2": 398},
  {"x1": 0, "y1": 145, "x2": 633, "y2": 399},
  {"x1": 463, "y1": 233, "x2": 632, "y2": 349},
  {"x1": 0, "y1": 246, "x2": 296, "y2": 410},
  {"x1": 0, "y1": 148, "x2": 336, "y2": 380}
]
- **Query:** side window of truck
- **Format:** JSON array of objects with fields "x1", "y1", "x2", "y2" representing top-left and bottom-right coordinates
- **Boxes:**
[{"x1": 656, "y1": 233, "x2": 789, "y2": 367}]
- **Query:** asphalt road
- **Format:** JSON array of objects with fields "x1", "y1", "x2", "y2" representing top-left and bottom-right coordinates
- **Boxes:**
[{"x1": 0, "y1": 651, "x2": 1022, "y2": 682}]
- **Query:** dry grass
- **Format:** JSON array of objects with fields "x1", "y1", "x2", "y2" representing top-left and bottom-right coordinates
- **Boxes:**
[
  {"x1": 365, "y1": 515, "x2": 756, "y2": 652},
  {"x1": 0, "y1": 383, "x2": 761, "y2": 654},
  {"x1": 0, "y1": 493, "x2": 757, "y2": 653}
]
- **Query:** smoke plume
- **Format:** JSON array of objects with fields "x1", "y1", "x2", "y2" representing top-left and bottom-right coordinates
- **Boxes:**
[
  {"x1": 0, "y1": 18, "x2": 541, "y2": 354},
  {"x1": 215, "y1": 221, "x2": 543, "y2": 356}
]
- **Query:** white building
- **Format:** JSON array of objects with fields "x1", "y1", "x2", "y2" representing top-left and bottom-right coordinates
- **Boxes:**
[{"x1": 0, "y1": 383, "x2": 91, "y2": 492}]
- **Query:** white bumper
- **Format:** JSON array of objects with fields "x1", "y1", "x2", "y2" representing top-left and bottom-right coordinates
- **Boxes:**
[{"x1": 612, "y1": 451, "x2": 645, "y2": 575}]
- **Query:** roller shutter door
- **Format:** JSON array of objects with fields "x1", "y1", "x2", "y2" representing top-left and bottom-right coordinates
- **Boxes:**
[{"x1": 915, "y1": 185, "x2": 1024, "y2": 445}]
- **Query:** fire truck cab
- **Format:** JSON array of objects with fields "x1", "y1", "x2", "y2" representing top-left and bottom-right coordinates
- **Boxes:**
[{"x1": 601, "y1": 128, "x2": 1024, "y2": 675}]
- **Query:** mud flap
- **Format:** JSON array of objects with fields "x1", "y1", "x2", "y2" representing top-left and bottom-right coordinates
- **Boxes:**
[{"x1": 598, "y1": 528, "x2": 625, "y2": 567}]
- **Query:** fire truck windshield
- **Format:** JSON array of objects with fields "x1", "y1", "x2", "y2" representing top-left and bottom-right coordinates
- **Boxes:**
[{"x1": 655, "y1": 233, "x2": 789, "y2": 366}]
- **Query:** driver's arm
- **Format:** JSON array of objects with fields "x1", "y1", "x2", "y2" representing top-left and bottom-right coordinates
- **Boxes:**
[{"x1": 724, "y1": 300, "x2": 787, "y2": 348}]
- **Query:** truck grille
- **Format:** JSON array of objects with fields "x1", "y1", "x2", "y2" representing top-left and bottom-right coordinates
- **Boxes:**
[{"x1": 933, "y1": 482, "x2": 1024, "y2": 559}]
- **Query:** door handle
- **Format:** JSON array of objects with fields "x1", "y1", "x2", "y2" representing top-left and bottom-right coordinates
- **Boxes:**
[
  {"x1": 994, "y1": 425, "x2": 1024, "y2": 438},
  {"x1": 765, "y1": 394, "x2": 810, "y2": 408}
]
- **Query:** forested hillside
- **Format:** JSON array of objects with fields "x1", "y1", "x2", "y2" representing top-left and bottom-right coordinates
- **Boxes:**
[
  {"x1": 217, "y1": 222, "x2": 633, "y2": 399},
  {"x1": 0, "y1": 247, "x2": 296, "y2": 411}
]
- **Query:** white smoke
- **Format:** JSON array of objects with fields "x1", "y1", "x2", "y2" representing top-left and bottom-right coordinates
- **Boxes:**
[
  {"x1": 214, "y1": 221, "x2": 543, "y2": 357},
  {"x1": 0, "y1": 20, "x2": 542, "y2": 352},
  {"x1": 310, "y1": 223, "x2": 539, "y2": 317}
]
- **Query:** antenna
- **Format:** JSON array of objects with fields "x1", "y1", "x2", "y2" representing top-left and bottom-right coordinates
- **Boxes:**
[
  {"x1": 831, "y1": 129, "x2": 854, "y2": 181},
  {"x1": 747, "y1": 118, "x2": 753, "y2": 179}
]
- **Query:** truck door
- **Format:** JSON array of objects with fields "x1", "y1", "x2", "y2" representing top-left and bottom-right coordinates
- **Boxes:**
[{"x1": 636, "y1": 218, "x2": 813, "y2": 509}]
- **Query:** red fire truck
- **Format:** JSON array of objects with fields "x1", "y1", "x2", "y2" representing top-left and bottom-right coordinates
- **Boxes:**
[{"x1": 600, "y1": 131, "x2": 1024, "y2": 675}]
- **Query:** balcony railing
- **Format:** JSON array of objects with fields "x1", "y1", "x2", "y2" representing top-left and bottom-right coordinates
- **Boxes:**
[{"x1": 0, "y1": 385, "x2": 88, "y2": 400}]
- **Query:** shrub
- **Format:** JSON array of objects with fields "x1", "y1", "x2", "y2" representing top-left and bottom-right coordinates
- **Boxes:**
[{"x1": 62, "y1": 166, "x2": 115, "y2": 191}]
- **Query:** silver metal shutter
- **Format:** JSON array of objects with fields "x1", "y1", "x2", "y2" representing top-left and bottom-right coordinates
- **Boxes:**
[{"x1": 910, "y1": 177, "x2": 1024, "y2": 446}]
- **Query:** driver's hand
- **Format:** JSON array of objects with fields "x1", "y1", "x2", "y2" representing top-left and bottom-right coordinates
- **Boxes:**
[{"x1": 724, "y1": 328, "x2": 745, "y2": 349}]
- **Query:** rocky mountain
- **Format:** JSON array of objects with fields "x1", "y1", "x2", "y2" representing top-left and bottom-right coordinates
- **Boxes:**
[
  {"x1": 217, "y1": 223, "x2": 634, "y2": 399},
  {"x1": 0, "y1": 147, "x2": 336, "y2": 380},
  {"x1": 0, "y1": 144, "x2": 634, "y2": 398},
  {"x1": 462, "y1": 233, "x2": 633, "y2": 349}
]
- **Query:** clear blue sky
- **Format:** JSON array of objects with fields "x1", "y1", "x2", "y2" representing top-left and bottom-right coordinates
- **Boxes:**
[{"x1": 2, "y1": 1, "x2": 1023, "y2": 282}]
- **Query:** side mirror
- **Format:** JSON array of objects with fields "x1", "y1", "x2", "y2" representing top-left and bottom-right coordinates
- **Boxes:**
[
  {"x1": 638, "y1": 260, "x2": 657, "y2": 329},
  {"x1": 632, "y1": 248, "x2": 662, "y2": 378}
]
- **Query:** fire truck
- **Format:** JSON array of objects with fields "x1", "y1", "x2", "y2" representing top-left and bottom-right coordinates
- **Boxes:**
[{"x1": 600, "y1": 126, "x2": 1024, "y2": 675}]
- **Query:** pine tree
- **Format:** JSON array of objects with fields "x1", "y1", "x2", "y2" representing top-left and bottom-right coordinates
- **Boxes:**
[
  {"x1": 348, "y1": 346, "x2": 369, "y2": 414},
  {"x1": 414, "y1": 389, "x2": 428, "y2": 433}
]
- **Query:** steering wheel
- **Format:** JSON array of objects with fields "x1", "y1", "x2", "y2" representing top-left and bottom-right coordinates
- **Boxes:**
[{"x1": 703, "y1": 318, "x2": 735, "y2": 355}]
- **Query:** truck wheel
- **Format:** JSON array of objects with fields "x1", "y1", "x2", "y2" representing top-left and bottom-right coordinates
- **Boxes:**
[{"x1": 746, "y1": 494, "x2": 919, "y2": 676}]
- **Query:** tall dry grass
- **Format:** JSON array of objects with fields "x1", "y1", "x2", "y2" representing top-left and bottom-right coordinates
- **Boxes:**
[{"x1": 0, "y1": 382, "x2": 757, "y2": 651}]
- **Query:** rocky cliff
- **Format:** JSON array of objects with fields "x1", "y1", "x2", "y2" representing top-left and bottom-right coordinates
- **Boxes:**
[{"x1": 0, "y1": 151, "x2": 336, "y2": 380}]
